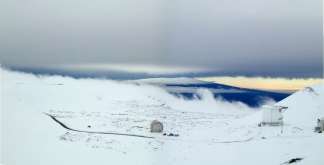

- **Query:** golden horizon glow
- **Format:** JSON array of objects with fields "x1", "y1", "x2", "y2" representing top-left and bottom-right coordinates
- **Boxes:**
[{"x1": 196, "y1": 77, "x2": 324, "y2": 91}]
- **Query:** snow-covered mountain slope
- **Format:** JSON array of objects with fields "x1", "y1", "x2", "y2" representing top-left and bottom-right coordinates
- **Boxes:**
[
  {"x1": 2, "y1": 68, "x2": 324, "y2": 165},
  {"x1": 277, "y1": 83, "x2": 324, "y2": 127},
  {"x1": 130, "y1": 77, "x2": 290, "y2": 107}
]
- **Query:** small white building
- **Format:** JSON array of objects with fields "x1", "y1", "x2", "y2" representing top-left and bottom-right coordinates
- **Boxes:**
[
  {"x1": 315, "y1": 117, "x2": 324, "y2": 133},
  {"x1": 261, "y1": 105, "x2": 287, "y2": 126},
  {"x1": 150, "y1": 120, "x2": 163, "y2": 133}
]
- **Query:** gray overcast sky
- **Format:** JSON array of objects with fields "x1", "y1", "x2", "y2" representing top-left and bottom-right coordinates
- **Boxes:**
[{"x1": 0, "y1": 0, "x2": 323, "y2": 78}]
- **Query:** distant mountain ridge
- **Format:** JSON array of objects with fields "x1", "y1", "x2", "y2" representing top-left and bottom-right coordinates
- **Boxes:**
[{"x1": 130, "y1": 77, "x2": 290, "y2": 107}]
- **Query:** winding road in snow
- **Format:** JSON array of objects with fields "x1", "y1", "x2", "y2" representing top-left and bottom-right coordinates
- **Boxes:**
[{"x1": 45, "y1": 113, "x2": 155, "y2": 139}]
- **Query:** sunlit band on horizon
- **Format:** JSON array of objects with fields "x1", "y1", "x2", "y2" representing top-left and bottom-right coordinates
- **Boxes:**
[{"x1": 196, "y1": 76, "x2": 324, "y2": 92}]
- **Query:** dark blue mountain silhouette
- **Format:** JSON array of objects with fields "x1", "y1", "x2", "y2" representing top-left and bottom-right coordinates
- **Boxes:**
[{"x1": 162, "y1": 83, "x2": 290, "y2": 107}]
